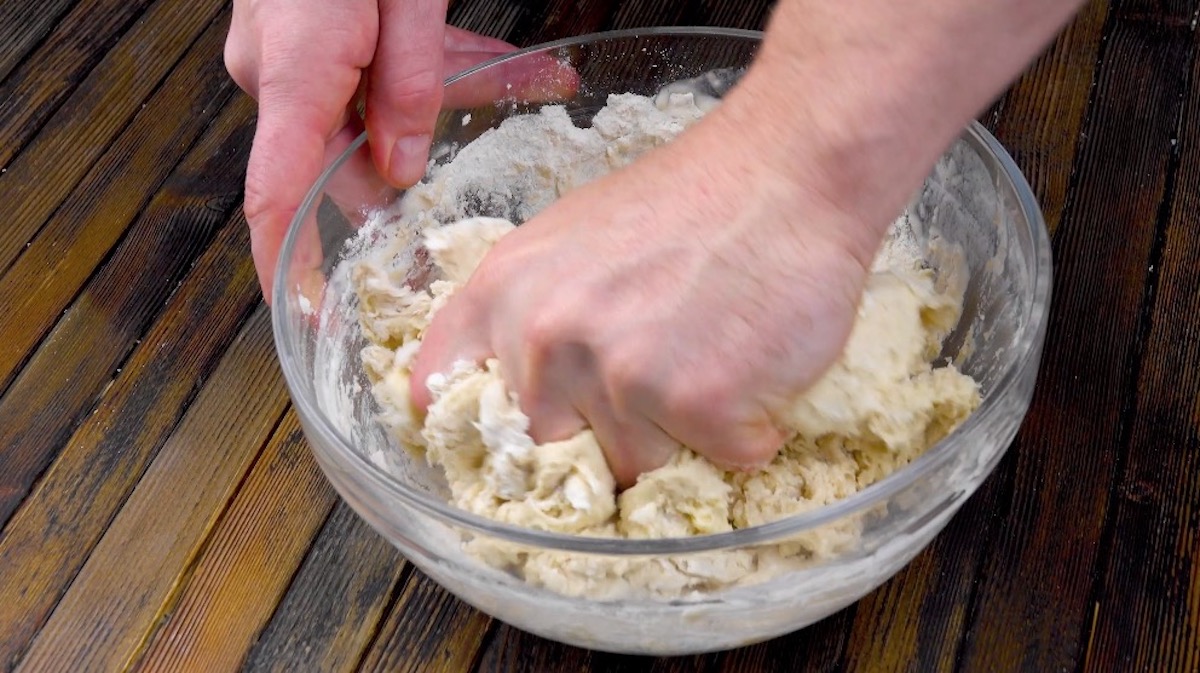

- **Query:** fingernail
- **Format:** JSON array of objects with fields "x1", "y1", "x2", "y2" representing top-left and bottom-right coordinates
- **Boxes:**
[{"x1": 388, "y1": 134, "x2": 431, "y2": 186}]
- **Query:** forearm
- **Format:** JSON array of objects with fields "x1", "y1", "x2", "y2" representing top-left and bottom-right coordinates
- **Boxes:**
[{"x1": 719, "y1": 0, "x2": 1086, "y2": 262}]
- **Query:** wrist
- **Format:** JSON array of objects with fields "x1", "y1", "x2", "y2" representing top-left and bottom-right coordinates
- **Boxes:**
[
  {"x1": 707, "y1": 0, "x2": 1086, "y2": 264},
  {"x1": 705, "y1": 60, "x2": 919, "y2": 268}
]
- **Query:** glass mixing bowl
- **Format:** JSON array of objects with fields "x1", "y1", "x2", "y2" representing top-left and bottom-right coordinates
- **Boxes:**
[{"x1": 271, "y1": 28, "x2": 1052, "y2": 655}]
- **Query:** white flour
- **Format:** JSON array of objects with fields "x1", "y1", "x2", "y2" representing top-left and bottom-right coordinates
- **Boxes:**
[{"x1": 338, "y1": 87, "x2": 981, "y2": 600}]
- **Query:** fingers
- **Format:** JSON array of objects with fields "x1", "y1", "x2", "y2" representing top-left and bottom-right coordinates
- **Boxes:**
[
  {"x1": 440, "y1": 26, "x2": 579, "y2": 109},
  {"x1": 577, "y1": 390, "x2": 679, "y2": 489},
  {"x1": 656, "y1": 399, "x2": 785, "y2": 472},
  {"x1": 322, "y1": 111, "x2": 398, "y2": 223},
  {"x1": 518, "y1": 343, "x2": 590, "y2": 445},
  {"x1": 231, "y1": 0, "x2": 376, "y2": 300},
  {"x1": 246, "y1": 58, "x2": 365, "y2": 300},
  {"x1": 414, "y1": 297, "x2": 781, "y2": 482},
  {"x1": 408, "y1": 289, "x2": 493, "y2": 410},
  {"x1": 281, "y1": 109, "x2": 376, "y2": 315},
  {"x1": 224, "y1": 0, "x2": 257, "y2": 94},
  {"x1": 367, "y1": 0, "x2": 449, "y2": 187},
  {"x1": 600, "y1": 417, "x2": 679, "y2": 490},
  {"x1": 442, "y1": 51, "x2": 580, "y2": 109}
]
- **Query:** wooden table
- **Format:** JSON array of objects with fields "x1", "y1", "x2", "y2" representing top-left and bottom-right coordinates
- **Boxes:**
[{"x1": 1, "y1": 0, "x2": 1196, "y2": 670}]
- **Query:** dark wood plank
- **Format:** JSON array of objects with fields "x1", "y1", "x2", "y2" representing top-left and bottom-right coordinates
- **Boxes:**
[
  {"x1": 584, "y1": 653, "x2": 724, "y2": 673},
  {"x1": 447, "y1": 0, "x2": 529, "y2": 41},
  {"x1": 131, "y1": 411, "x2": 338, "y2": 672},
  {"x1": 474, "y1": 625, "x2": 596, "y2": 673},
  {"x1": 0, "y1": 0, "x2": 84, "y2": 84},
  {"x1": 373, "y1": 3, "x2": 776, "y2": 668},
  {"x1": 716, "y1": 611, "x2": 852, "y2": 673},
  {"x1": 473, "y1": 621, "x2": 728, "y2": 673},
  {"x1": 0, "y1": 0, "x2": 157, "y2": 157},
  {"x1": 508, "y1": 0, "x2": 620, "y2": 44},
  {"x1": 0, "y1": 0, "x2": 229, "y2": 273},
  {"x1": 344, "y1": 3, "x2": 634, "y2": 667},
  {"x1": 1111, "y1": 0, "x2": 1196, "y2": 23},
  {"x1": 0, "y1": 89, "x2": 254, "y2": 529},
  {"x1": 491, "y1": 0, "x2": 772, "y2": 49},
  {"x1": 0, "y1": 3, "x2": 239, "y2": 396},
  {"x1": 0, "y1": 214, "x2": 260, "y2": 668},
  {"x1": 241, "y1": 504, "x2": 409, "y2": 673},
  {"x1": 699, "y1": 1, "x2": 774, "y2": 29},
  {"x1": 954, "y1": 16, "x2": 1196, "y2": 672},
  {"x1": 989, "y1": 0, "x2": 1110, "y2": 234},
  {"x1": 609, "y1": 0, "x2": 765, "y2": 29},
  {"x1": 836, "y1": 470, "x2": 1014, "y2": 673},
  {"x1": 15, "y1": 306, "x2": 286, "y2": 672},
  {"x1": 834, "y1": 5, "x2": 1113, "y2": 671},
  {"x1": 1080, "y1": 31, "x2": 1200, "y2": 671},
  {"x1": 357, "y1": 572, "x2": 494, "y2": 673}
]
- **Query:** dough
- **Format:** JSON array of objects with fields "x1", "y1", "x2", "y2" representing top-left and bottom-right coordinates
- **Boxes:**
[{"x1": 352, "y1": 91, "x2": 980, "y2": 599}]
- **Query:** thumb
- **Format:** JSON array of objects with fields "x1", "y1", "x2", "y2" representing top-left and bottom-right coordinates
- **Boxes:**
[
  {"x1": 408, "y1": 290, "x2": 493, "y2": 411},
  {"x1": 247, "y1": 69, "x2": 362, "y2": 299},
  {"x1": 366, "y1": 0, "x2": 449, "y2": 188}
]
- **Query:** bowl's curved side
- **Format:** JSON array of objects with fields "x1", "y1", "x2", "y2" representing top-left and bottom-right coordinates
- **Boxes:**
[{"x1": 269, "y1": 27, "x2": 1053, "y2": 655}]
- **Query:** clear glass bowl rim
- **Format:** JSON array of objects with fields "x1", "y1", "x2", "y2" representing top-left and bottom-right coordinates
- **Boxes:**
[{"x1": 272, "y1": 26, "x2": 1053, "y2": 555}]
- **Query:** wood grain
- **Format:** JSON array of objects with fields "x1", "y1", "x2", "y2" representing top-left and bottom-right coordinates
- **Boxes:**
[
  {"x1": 717, "y1": 611, "x2": 853, "y2": 673},
  {"x1": 0, "y1": 214, "x2": 260, "y2": 669},
  {"x1": 448, "y1": 0, "x2": 530, "y2": 42},
  {"x1": 990, "y1": 0, "x2": 1110, "y2": 234},
  {"x1": 835, "y1": 5, "x2": 1114, "y2": 671},
  {"x1": 0, "y1": 0, "x2": 229, "y2": 274},
  {"x1": 0, "y1": 0, "x2": 84, "y2": 83},
  {"x1": 0, "y1": 0, "x2": 156, "y2": 160},
  {"x1": 360, "y1": 2, "x2": 770, "y2": 666},
  {"x1": 1080, "y1": 30, "x2": 1200, "y2": 671},
  {"x1": 0, "y1": 7, "x2": 239, "y2": 396},
  {"x1": 240, "y1": 504, "x2": 409, "y2": 673},
  {"x1": 357, "y1": 571, "x2": 494, "y2": 673},
  {"x1": 835, "y1": 467, "x2": 1015, "y2": 673},
  {"x1": 0, "y1": 90, "x2": 254, "y2": 528},
  {"x1": 955, "y1": 17, "x2": 1195, "y2": 672},
  {"x1": 513, "y1": 0, "x2": 620, "y2": 43},
  {"x1": 609, "y1": 0, "x2": 768, "y2": 30},
  {"x1": 0, "y1": 0, "x2": 1198, "y2": 669},
  {"x1": 130, "y1": 411, "x2": 338, "y2": 672},
  {"x1": 1110, "y1": 0, "x2": 1197, "y2": 23},
  {"x1": 474, "y1": 625, "x2": 598, "y2": 673},
  {"x1": 15, "y1": 305, "x2": 287, "y2": 672},
  {"x1": 589, "y1": 653, "x2": 726, "y2": 673}
]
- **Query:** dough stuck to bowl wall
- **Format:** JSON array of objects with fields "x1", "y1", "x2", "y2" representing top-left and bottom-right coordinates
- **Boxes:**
[{"x1": 348, "y1": 88, "x2": 980, "y2": 600}]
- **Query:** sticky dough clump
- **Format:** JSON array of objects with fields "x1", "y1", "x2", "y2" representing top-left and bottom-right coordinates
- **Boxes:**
[{"x1": 353, "y1": 91, "x2": 980, "y2": 599}]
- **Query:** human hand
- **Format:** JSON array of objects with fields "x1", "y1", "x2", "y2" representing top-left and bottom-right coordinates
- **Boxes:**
[
  {"x1": 408, "y1": 95, "x2": 887, "y2": 487},
  {"x1": 224, "y1": 0, "x2": 521, "y2": 300}
]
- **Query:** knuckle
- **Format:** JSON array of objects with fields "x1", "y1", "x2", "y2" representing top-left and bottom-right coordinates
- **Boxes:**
[
  {"x1": 663, "y1": 373, "x2": 735, "y2": 422},
  {"x1": 522, "y1": 308, "x2": 571, "y2": 358},
  {"x1": 222, "y1": 18, "x2": 265, "y2": 97},
  {"x1": 604, "y1": 345, "x2": 655, "y2": 399},
  {"x1": 380, "y1": 68, "x2": 444, "y2": 116},
  {"x1": 241, "y1": 165, "x2": 277, "y2": 227},
  {"x1": 222, "y1": 42, "x2": 255, "y2": 94}
]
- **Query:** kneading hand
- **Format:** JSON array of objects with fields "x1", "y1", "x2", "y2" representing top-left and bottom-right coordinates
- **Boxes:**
[
  {"x1": 410, "y1": 0, "x2": 1086, "y2": 485},
  {"x1": 409, "y1": 99, "x2": 873, "y2": 487}
]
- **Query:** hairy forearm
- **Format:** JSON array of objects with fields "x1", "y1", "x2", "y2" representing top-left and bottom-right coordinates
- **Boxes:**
[{"x1": 719, "y1": 0, "x2": 1087, "y2": 261}]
